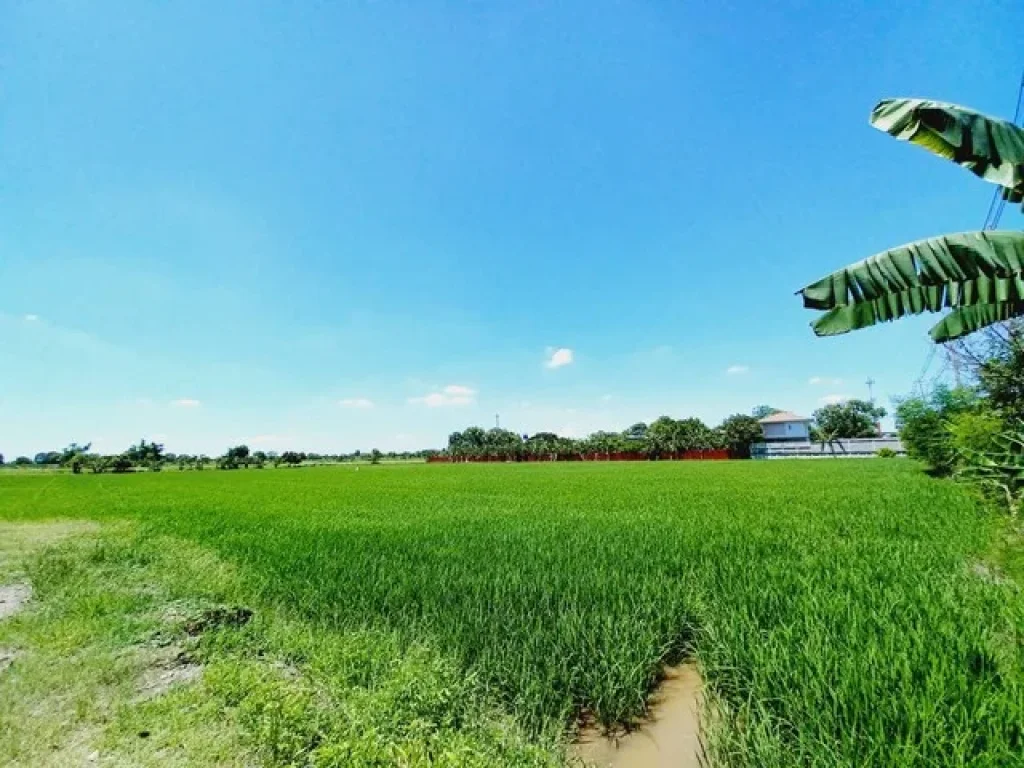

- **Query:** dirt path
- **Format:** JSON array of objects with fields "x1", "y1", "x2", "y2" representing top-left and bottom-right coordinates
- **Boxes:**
[{"x1": 573, "y1": 663, "x2": 705, "y2": 768}]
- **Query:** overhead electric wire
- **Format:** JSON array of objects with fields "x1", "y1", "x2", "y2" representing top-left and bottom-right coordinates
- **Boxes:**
[{"x1": 985, "y1": 68, "x2": 1024, "y2": 231}]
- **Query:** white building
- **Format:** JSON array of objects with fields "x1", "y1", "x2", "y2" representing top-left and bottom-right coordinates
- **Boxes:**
[{"x1": 759, "y1": 411, "x2": 812, "y2": 442}]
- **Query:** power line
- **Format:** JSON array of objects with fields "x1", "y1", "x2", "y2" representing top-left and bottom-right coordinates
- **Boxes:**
[
  {"x1": 985, "y1": 68, "x2": 1024, "y2": 231},
  {"x1": 941, "y1": 68, "x2": 1024, "y2": 379}
]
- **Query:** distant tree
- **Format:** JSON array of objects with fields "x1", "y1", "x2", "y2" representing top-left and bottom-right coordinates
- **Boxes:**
[
  {"x1": 280, "y1": 451, "x2": 303, "y2": 467},
  {"x1": 483, "y1": 428, "x2": 523, "y2": 459},
  {"x1": 370, "y1": 449, "x2": 382, "y2": 465},
  {"x1": 752, "y1": 405, "x2": 782, "y2": 420},
  {"x1": 110, "y1": 455, "x2": 133, "y2": 473},
  {"x1": 622, "y1": 423, "x2": 648, "y2": 442},
  {"x1": 585, "y1": 431, "x2": 626, "y2": 457},
  {"x1": 675, "y1": 417, "x2": 721, "y2": 451},
  {"x1": 0, "y1": 453, "x2": 4, "y2": 465},
  {"x1": 60, "y1": 442, "x2": 92, "y2": 474},
  {"x1": 719, "y1": 414, "x2": 764, "y2": 457},
  {"x1": 34, "y1": 451, "x2": 61, "y2": 465},
  {"x1": 14, "y1": 456, "x2": 32, "y2": 466},
  {"x1": 226, "y1": 445, "x2": 250, "y2": 461},
  {"x1": 525, "y1": 432, "x2": 561, "y2": 460},
  {"x1": 813, "y1": 399, "x2": 886, "y2": 441},
  {"x1": 125, "y1": 439, "x2": 164, "y2": 465}
]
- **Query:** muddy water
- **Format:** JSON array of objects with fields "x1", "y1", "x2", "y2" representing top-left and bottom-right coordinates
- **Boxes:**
[{"x1": 573, "y1": 663, "x2": 705, "y2": 768}]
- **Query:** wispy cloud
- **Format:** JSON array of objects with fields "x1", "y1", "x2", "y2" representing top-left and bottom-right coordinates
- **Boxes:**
[
  {"x1": 819, "y1": 394, "x2": 849, "y2": 405},
  {"x1": 545, "y1": 347, "x2": 574, "y2": 369},
  {"x1": 339, "y1": 397, "x2": 374, "y2": 409},
  {"x1": 726, "y1": 365, "x2": 749, "y2": 375},
  {"x1": 23, "y1": 314, "x2": 39, "y2": 322},
  {"x1": 170, "y1": 398, "x2": 201, "y2": 408},
  {"x1": 809, "y1": 376, "x2": 844, "y2": 386},
  {"x1": 409, "y1": 384, "x2": 477, "y2": 407},
  {"x1": 600, "y1": 394, "x2": 614, "y2": 402}
]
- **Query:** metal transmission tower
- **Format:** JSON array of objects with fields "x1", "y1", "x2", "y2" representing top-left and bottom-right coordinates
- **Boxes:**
[{"x1": 866, "y1": 377, "x2": 876, "y2": 403}]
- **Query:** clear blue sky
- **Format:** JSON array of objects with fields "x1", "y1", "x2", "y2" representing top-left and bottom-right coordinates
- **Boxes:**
[{"x1": 2, "y1": 1, "x2": 1022, "y2": 457}]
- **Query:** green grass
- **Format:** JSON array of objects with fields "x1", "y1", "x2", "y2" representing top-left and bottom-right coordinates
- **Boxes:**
[{"x1": 1, "y1": 461, "x2": 1022, "y2": 766}]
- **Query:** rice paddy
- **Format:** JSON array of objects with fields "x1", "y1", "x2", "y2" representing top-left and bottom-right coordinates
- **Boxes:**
[{"x1": 1, "y1": 460, "x2": 1022, "y2": 766}]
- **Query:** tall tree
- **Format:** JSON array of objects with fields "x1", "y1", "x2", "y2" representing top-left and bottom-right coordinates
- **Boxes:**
[
  {"x1": 813, "y1": 400, "x2": 887, "y2": 440},
  {"x1": 719, "y1": 414, "x2": 764, "y2": 456}
]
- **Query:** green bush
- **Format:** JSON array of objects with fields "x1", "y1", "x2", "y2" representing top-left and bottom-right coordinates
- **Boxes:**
[
  {"x1": 895, "y1": 386, "x2": 980, "y2": 475},
  {"x1": 876, "y1": 447, "x2": 897, "y2": 458}
]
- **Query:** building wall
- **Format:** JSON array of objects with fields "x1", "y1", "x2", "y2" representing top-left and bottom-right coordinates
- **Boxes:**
[
  {"x1": 751, "y1": 436, "x2": 905, "y2": 459},
  {"x1": 762, "y1": 421, "x2": 810, "y2": 441}
]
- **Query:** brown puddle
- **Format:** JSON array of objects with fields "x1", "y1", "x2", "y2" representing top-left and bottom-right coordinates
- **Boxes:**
[{"x1": 572, "y1": 663, "x2": 705, "y2": 768}]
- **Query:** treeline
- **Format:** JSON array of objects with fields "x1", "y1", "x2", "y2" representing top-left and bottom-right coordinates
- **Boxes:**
[
  {"x1": 444, "y1": 400, "x2": 890, "y2": 462},
  {"x1": 446, "y1": 413, "x2": 765, "y2": 461},
  {"x1": 2, "y1": 440, "x2": 438, "y2": 473}
]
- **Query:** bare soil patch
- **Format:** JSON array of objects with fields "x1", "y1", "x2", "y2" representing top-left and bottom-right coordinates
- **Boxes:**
[
  {"x1": 0, "y1": 583, "x2": 31, "y2": 620},
  {"x1": 136, "y1": 647, "x2": 203, "y2": 702},
  {"x1": 573, "y1": 662, "x2": 705, "y2": 768}
]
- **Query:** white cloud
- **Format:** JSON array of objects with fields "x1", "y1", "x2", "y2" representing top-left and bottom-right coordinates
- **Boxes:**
[
  {"x1": 600, "y1": 394, "x2": 614, "y2": 402},
  {"x1": 545, "y1": 347, "x2": 574, "y2": 369},
  {"x1": 170, "y1": 398, "x2": 201, "y2": 408},
  {"x1": 409, "y1": 384, "x2": 477, "y2": 408},
  {"x1": 726, "y1": 365, "x2": 749, "y2": 375},
  {"x1": 809, "y1": 376, "x2": 844, "y2": 386},
  {"x1": 23, "y1": 314, "x2": 39, "y2": 322},
  {"x1": 339, "y1": 397, "x2": 374, "y2": 409},
  {"x1": 819, "y1": 394, "x2": 850, "y2": 405}
]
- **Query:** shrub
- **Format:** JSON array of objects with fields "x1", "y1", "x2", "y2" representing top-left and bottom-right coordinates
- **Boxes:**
[
  {"x1": 956, "y1": 422, "x2": 1024, "y2": 516},
  {"x1": 876, "y1": 447, "x2": 897, "y2": 459},
  {"x1": 895, "y1": 386, "x2": 980, "y2": 475}
]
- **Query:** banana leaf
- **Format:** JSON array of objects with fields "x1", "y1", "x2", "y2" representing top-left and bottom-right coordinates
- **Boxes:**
[
  {"x1": 871, "y1": 98, "x2": 1024, "y2": 202},
  {"x1": 800, "y1": 230, "x2": 1024, "y2": 340},
  {"x1": 929, "y1": 301, "x2": 1024, "y2": 342},
  {"x1": 800, "y1": 231, "x2": 1024, "y2": 310}
]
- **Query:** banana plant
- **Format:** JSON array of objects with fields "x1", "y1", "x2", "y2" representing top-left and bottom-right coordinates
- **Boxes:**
[{"x1": 799, "y1": 98, "x2": 1024, "y2": 342}]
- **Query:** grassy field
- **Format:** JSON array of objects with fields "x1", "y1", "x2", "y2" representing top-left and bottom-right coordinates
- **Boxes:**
[{"x1": 1, "y1": 461, "x2": 1022, "y2": 766}]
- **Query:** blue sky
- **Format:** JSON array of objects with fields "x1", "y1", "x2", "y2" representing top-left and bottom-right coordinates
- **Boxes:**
[{"x1": 2, "y1": 1, "x2": 1022, "y2": 457}]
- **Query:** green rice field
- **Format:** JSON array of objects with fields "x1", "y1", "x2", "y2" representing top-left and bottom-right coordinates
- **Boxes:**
[{"x1": 1, "y1": 460, "x2": 1022, "y2": 766}]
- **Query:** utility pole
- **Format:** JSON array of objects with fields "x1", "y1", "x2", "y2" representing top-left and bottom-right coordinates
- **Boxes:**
[
  {"x1": 866, "y1": 377, "x2": 876, "y2": 403},
  {"x1": 495, "y1": 413, "x2": 500, "y2": 430}
]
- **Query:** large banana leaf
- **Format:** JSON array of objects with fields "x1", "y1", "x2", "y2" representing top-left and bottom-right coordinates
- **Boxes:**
[
  {"x1": 800, "y1": 231, "x2": 1024, "y2": 309},
  {"x1": 799, "y1": 230, "x2": 1024, "y2": 340},
  {"x1": 930, "y1": 302, "x2": 1024, "y2": 342},
  {"x1": 871, "y1": 98, "x2": 1024, "y2": 203}
]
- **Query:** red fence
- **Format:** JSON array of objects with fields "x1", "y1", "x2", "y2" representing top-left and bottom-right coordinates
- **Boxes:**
[{"x1": 427, "y1": 450, "x2": 732, "y2": 464}]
